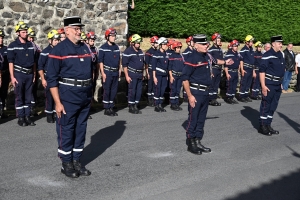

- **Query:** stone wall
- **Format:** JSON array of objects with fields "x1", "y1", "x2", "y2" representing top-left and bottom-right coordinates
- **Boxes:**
[{"x1": 0, "y1": 0, "x2": 128, "y2": 49}]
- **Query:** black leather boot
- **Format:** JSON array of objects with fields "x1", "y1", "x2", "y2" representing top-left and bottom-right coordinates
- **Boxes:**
[
  {"x1": 158, "y1": 104, "x2": 166, "y2": 112},
  {"x1": 46, "y1": 114, "x2": 55, "y2": 123},
  {"x1": 154, "y1": 105, "x2": 161, "y2": 112},
  {"x1": 73, "y1": 160, "x2": 91, "y2": 176},
  {"x1": 18, "y1": 117, "x2": 28, "y2": 126},
  {"x1": 109, "y1": 108, "x2": 118, "y2": 116},
  {"x1": 148, "y1": 98, "x2": 154, "y2": 107},
  {"x1": 268, "y1": 125, "x2": 279, "y2": 135},
  {"x1": 176, "y1": 104, "x2": 183, "y2": 110},
  {"x1": 30, "y1": 106, "x2": 38, "y2": 117},
  {"x1": 170, "y1": 104, "x2": 180, "y2": 111},
  {"x1": 186, "y1": 138, "x2": 202, "y2": 155},
  {"x1": 259, "y1": 125, "x2": 272, "y2": 136},
  {"x1": 25, "y1": 116, "x2": 36, "y2": 126},
  {"x1": 129, "y1": 105, "x2": 137, "y2": 114},
  {"x1": 61, "y1": 162, "x2": 79, "y2": 178},
  {"x1": 195, "y1": 138, "x2": 211, "y2": 153},
  {"x1": 134, "y1": 104, "x2": 142, "y2": 114},
  {"x1": 104, "y1": 108, "x2": 114, "y2": 116}
]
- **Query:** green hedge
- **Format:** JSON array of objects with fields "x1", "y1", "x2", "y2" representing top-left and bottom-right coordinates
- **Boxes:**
[{"x1": 128, "y1": 0, "x2": 300, "y2": 44}]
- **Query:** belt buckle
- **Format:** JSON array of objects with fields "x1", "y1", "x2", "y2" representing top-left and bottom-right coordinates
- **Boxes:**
[{"x1": 26, "y1": 69, "x2": 30, "y2": 74}]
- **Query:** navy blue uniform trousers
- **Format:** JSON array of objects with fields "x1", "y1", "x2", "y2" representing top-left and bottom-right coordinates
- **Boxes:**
[
  {"x1": 57, "y1": 100, "x2": 90, "y2": 162},
  {"x1": 251, "y1": 70, "x2": 260, "y2": 97},
  {"x1": 147, "y1": 69, "x2": 154, "y2": 100},
  {"x1": 259, "y1": 84, "x2": 281, "y2": 125},
  {"x1": 14, "y1": 71, "x2": 33, "y2": 117},
  {"x1": 103, "y1": 75, "x2": 118, "y2": 109},
  {"x1": 45, "y1": 86, "x2": 55, "y2": 114},
  {"x1": 226, "y1": 71, "x2": 238, "y2": 98},
  {"x1": 209, "y1": 68, "x2": 221, "y2": 100},
  {"x1": 128, "y1": 78, "x2": 142, "y2": 105},
  {"x1": 186, "y1": 91, "x2": 209, "y2": 139},
  {"x1": 0, "y1": 70, "x2": 10, "y2": 108},
  {"x1": 239, "y1": 68, "x2": 253, "y2": 98},
  {"x1": 154, "y1": 75, "x2": 167, "y2": 105},
  {"x1": 169, "y1": 76, "x2": 182, "y2": 105}
]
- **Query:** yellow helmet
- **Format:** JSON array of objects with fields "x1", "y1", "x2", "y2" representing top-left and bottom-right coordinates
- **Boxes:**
[
  {"x1": 47, "y1": 29, "x2": 60, "y2": 40},
  {"x1": 81, "y1": 32, "x2": 87, "y2": 40},
  {"x1": 15, "y1": 21, "x2": 29, "y2": 32},
  {"x1": 254, "y1": 41, "x2": 263, "y2": 47},
  {"x1": 0, "y1": 28, "x2": 5, "y2": 37},
  {"x1": 130, "y1": 34, "x2": 142, "y2": 43},
  {"x1": 27, "y1": 27, "x2": 36, "y2": 38},
  {"x1": 244, "y1": 35, "x2": 254, "y2": 42}
]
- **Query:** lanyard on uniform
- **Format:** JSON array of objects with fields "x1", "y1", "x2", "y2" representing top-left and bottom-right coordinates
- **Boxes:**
[
  {"x1": 206, "y1": 53, "x2": 213, "y2": 75},
  {"x1": 0, "y1": 53, "x2": 3, "y2": 63},
  {"x1": 84, "y1": 43, "x2": 96, "y2": 62}
]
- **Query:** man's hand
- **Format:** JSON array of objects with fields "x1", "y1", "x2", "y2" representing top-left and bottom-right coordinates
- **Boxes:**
[
  {"x1": 170, "y1": 76, "x2": 174, "y2": 83},
  {"x1": 55, "y1": 103, "x2": 66, "y2": 118},
  {"x1": 226, "y1": 74, "x2": 231, "y2": 80},
  {"x1": 33, "y1": 75, "x2": 36, "y2": 83},
  {"x1": 241, "y1": 70, "x2": 247, "y2": 77},
  {"x1": 11, "y1": 77, "x2": 18, "y2": 87},
  {"x1": 262, "y1": 85, "x2": 270, "y2": 97},
  {"x1": 188, "y1": 95, "x2": 197, "y2": 108},
  {"x1": 42, "y1": 79, "x2": 47, "y2": 88},
  {"x1": 147, "y1": 73, "x2": 150, "y2": 80},
  {"x1": 153, "y1": 77, "x2": 158, "y2": 85},
  {"x1": 102, "y1": 73, "x2": 106, "y2": 83},
  {"x1": 225, "y1": 58, "x2": 234, "y2": 65},
  {"x1": 253, "y1": 71, "x2": 256, "y2": 78},
  {"x1": 126, "y1": 76, "x2": 132, "y2": 84}
]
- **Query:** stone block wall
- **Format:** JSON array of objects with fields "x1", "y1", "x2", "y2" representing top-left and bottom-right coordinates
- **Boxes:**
[{"x1": 0, "y1": 0, "x2": 128, "y2": 49}]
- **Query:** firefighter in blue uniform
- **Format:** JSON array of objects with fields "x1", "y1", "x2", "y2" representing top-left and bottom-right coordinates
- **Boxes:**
[
  {"x1": 27, "y1": 27, "x2": 41, "y2": 117},
  {"x1": 151, "y1": 37, "x2": 169, "y2": 112},
  {"x1": 224, "y1": 40, "x2": 242, "y2": 104},
  {"x1": 208, "y1": 32, "x2": 227, "y2": 106},
  {"x1": 182, "y1": 34, "x2": 234, "y2": 155},
  {"x1": 182, "y1": 36, "x2": 194, "y2": 101},
  {"x1": 122, "y1": 34, "x2": 145, "y2": 114},
  {"x1": 0, "y1": 28, "x2": 9, "y2": 119},
  {"x1": 168, "y1": 41, "x2": 184, "y2": 111},
  {"x1": 47, "y1": 16, "x2": 92, "y2": 178},
  {"x1": 8, "y1": 21, "x2": 36, "y2": 126},
  {"x1": 145, "y1": 36, "x2": 159, "y2": 107},
  {"x1": 239, "y1": 35, "x2": 255, "y2": 102},
  {"x1": 38, "y1": 30, "x2": 60, "y2": 123},
  {"x1": 258, "y1": 35, "x2": 285, "y2": 136},
  {"x1": 98, "y1": 28, "x2": 120, "y2": 116},
  {"x1": 251, "y1": 41, "x2": 263, "y2": 100}
]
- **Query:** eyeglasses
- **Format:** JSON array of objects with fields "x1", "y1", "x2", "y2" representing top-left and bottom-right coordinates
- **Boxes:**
[{"x1": 69, "y1": 27, "x2": 83, "y2": 32}]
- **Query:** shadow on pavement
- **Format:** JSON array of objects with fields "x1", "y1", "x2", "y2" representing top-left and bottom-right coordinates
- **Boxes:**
[
  {"x1": 224, "y1": 168, "x2": 300, "y2": 200},
  {"x1": 286, "y1": 146, "x2": 300, "y2": 158},
  {"x1": 277, "y1": 111, "x2": 300, "y2": 134},
  {"x1": 240, "y1": 106, "x2": 259, "y2": 130},
  {"x1": 81, "y1": 120, "x2": 126, "y2": 166}
]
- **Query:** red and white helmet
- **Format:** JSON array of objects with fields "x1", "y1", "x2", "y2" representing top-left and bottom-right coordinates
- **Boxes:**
[
  {"x1": 57, "y1": 28, "x2": 65, "y2": 34},
  {"x1": 150, "y1": 36, "x2": 159, "y2": 43},
  {"x1": 211, "y1": 32, "x2": 222, "y2": 41},
  {"x1": 167, "y1": 38, "x2": 176, "y2": 47},
  {"x1": 186, "y1": 36, "x2": 193, "y2": 43},
  {"x1": 105, "y1": 28, "x2": 117, "y2": 39},
  {"x1": 86, "y1": 31, "x2": 97, "y2": 39},
  {"x1": 172, "y1": 41, "x2": 182, "y2": 50},
  {"x1": 230, "y1": 39, "x2": 239, "y2": 47}
]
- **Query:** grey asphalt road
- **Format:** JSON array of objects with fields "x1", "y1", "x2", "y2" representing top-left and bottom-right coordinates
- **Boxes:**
[{"x1": 1, "y1": 93, "x2": 300, "y2": 200}]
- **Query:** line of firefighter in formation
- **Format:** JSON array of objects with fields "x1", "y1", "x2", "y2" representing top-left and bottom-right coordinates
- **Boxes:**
[{"x1": 0, "y1": 21, "x2": 264, "y2": 125}]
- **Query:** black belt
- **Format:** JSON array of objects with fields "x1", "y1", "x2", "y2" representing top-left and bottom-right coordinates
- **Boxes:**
[
  {"x1": 190, "y1": 83, "x2": 210, "y2": 91},
  {"x1": 14, "y1": 65, "x2": 33, "y2": 74},
  {"x1": 212, "y1": 65, "x2": 222, "y2": 70},
  {"x1": 128, "y1": 66, "x2": 143, "y2": 74},
  {"x1": 172, "y1": 70, "x2": 182, "y2": 76},
  {"x1": 59, "y1": 78, "x2": 92, "y2": 87},
  {"x1": 104, "y1": 65, "x2": 118, "y2": 72},
  {"x1": 228, "y1": 69, "x2": 238, "y2": 72},
  {"x1": 265, "y1": 74, "x2": 283, "y2": 82},
  {"x1": 244, "y1": 63, "x2": 254, "y2": 69}
]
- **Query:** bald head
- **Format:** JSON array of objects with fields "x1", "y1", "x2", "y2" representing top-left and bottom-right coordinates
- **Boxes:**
[{"x1": 264, "y1": 43, "x2": 271, "y2": 52}]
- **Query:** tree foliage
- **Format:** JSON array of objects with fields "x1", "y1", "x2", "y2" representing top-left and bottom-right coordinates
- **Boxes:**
[{"x1": 128, "y1": 0, "x2": 300, "y2": 44}]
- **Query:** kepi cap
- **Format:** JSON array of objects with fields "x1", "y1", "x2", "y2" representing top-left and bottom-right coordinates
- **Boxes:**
[
  {"x1": 64, "y1": 16, "x2": 85, "y2": 27},
  {"x1": 271, "y1": 35, "x2": 283, "y2": 43},
  {"x1": 193, "y1": 34, "x2": 208, "y2": 44}
]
